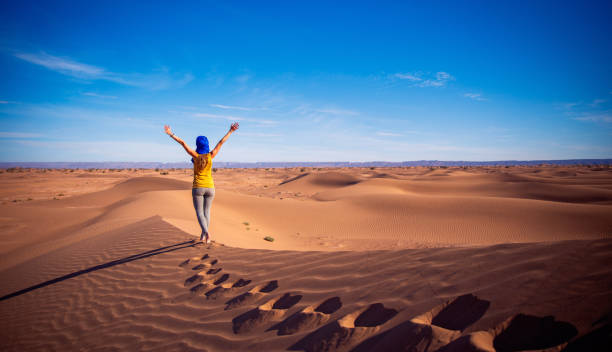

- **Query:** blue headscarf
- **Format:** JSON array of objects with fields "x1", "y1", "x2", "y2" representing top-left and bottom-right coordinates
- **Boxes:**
[{"x1": 192, "y1": 135, "x2": 210, "y2": 163}]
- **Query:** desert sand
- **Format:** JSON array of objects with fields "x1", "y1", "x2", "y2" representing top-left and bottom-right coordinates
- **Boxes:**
[{"x1": 0, "y1": 165, "x2": 611, "y2": 351}]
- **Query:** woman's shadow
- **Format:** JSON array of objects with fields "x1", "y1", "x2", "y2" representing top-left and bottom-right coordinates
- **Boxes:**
[{"x1": 0, "y1": 240, "x2": 199, "y2": 301}]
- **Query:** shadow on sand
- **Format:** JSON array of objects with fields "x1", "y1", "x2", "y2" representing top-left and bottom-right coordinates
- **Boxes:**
[{"x1": 0, "y1": 240, "x2": 198, "y2": 301}]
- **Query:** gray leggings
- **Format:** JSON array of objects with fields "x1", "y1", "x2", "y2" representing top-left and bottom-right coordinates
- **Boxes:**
[{"x1": 192, "y1": 187, "x2": 215, "y2": 239}]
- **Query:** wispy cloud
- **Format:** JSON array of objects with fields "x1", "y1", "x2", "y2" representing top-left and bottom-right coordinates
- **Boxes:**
[
  {"x1": 14, "y1": 51, "x2": 193, "y2": 90},
  {"x1": 83, "y1": 92, "x2": 117, "y2": 99},
  {"x1": 235, "y1": 74, "x2": 252, "y2": 84},
  {"x1": 464, "y1": 93, "x2": 486, "y2": 101},
  {"x1": 314, "y1": 108, "x2": 359, "y2": 116},
  {"x1": 239, "y1": 132, "x2": 282, "y2": 137},
  {"x1": 559, "y1": 102, "x2": 581, "y2": 110},
  {"x1": 0, "y1": 100, "x2": 18, "y2": 104},
  {"x1": 418, "y1": 72, "x2": 454, "y2": 87},
  {"x1": 0, "y1": 132, "x2": 43, "y2": 138},
  {"x1": 193, "y1": 112, "x2": 277, "y2": 125},
  {"x1": 15, "y1": 52, "x2": 104, "y2": 76},
  {"x1": 589, "y1": 99, "x2": 607, "y2": 107},
  {"x1": 210, "y1": 104, "x2": 257, "y2": 111},
  {"x1": 12, "y1": 140, "x2": 183, "y2": 161},
  {"x1": 376, "y1": 131, "x2": 402, "y2": 137},
  {"x1": 574, "y1": 113, "x2": 612, "y2": 123},
  {"x1": 394, "y1": 73, "x2": 421, "y2": 81},
  {"x1": 392, "y1": 71, "x2": 454, "y2": 87}
]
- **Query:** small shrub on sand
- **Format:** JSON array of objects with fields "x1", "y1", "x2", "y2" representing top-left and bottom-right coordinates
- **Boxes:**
[
  {"x1": 242, "y1": 222, "x2": 249, "y2": 226},
  {"x1": 160, "y1": 171, "x2": 169, "y2": 175},
  {"x1": 264, "y1": 236, "x2": 274, "y2": 242},
  {"x1": 213, "y1": 168, "x2": 218, "y2": 172}
]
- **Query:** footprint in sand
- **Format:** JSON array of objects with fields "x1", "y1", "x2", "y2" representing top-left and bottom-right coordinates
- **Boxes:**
[
  {"x1": 206, "y1": 267, "x2": 222, "y2": 275},
  {"x1": 189, "y1": 272, "x2": 229, "y2": 295},
  {"x1": 344, "y1": 293, "x2": 577, "y2": 352},
  {"x1": 270, "y1": 296, "x2": 342, "y2": 336},
  {"x1": 178, "y1": 253, "x2": 211, "y2": 267},
  {"x1": 493, "y1": 314, "x2": 578, "y2": 351},
  {"x1": 192, "y1": 258, "x2": 218, "y2": 270},
  {"x1": 205, "y1": 278, "x2": 252, "y2": 300},
  {"x1": 225, "y1": 280, "x2": 279, "y2": 311},
  {"x1": 350, "y1": 293, "x2": 489, "y2": 352},
  {"x1": 183, "y1": 259, "x2": 220, "y2": 286},
  {"x1": 232, "y1": 292, "x2": 303, "y2": 334},
  {"x1": 438, "y1": 313, "x2": 578, "y2": 352},
  {"x1": 290, "y1": 302, "x2": 398, "y2": 351}
]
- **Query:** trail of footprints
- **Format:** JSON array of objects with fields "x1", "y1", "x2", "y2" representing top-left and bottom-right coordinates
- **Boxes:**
[{"x1": 179, "y1": 254, "x2": 580, "y2": 352}]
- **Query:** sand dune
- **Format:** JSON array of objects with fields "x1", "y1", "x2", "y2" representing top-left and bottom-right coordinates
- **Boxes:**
[{"x1": 0, "y1": 166, "x2": 611, "y2": 351}]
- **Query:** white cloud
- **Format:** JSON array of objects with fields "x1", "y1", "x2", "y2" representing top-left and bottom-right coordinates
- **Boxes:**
[
  {"x1": 394, "y1": 73, "x2": 421, "y2": 81},
  {"x1": 14, "y1": 51, "x2": 193, "y2": 90},
  {"x1": 193, "y1": 112, "x2": 277, "y2": 125},
  {"x1": 210, "y1": 104, "x2": 256, "y2": 111},
  {"x1": 0, "y1": 132, "x2": 43, "y2": 138},
  {"x1": 418, "y1": 72, "x2": 454, "y2": 87},
  {"x1": 12, "y1": 140, "x2": 183, "y2": 161},
  {"x1": 589, "y1": 99, "x2": 607, "y2": 107},
  {"x1": 0, "y1": 100, "x2": 18, "y2": 104},
  {"x1": 239, "y1": 132, "x2": 282, "y2": 137},
  {"x1": 464, "y1": 93, "x2": 486, "y2": 101},
  {"x1": 235, "y1": 74, "x2": 252, "y2": 83},
  {"x1": 83, "y1": 92, "x2": 118, "y2": 99},
  {"x1": 393, "y1": 71, "x2": 454, "y2": 88},
  {"x1": 376, "y1": 131, "x2": 402, "y2": 137},
  {"x1": 574, "y1": 113, "x2": 612, "y2": 123},
  {"x1": 15, "y1": 52, "x2": 104, "y2": 76},
  {"x1": 560, "y1": 102, "x2": 581, "y2": 110},
  {"x1": 315, "y1": 108, "x2": 359, "y2": 116}
]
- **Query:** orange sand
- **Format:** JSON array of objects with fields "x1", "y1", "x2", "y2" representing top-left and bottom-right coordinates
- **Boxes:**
[{"x1": 0, "y1": 166, "x2": 611, "y2": 351}]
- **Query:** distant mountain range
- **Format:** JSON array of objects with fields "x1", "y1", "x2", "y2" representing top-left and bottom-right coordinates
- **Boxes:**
[{"x1": 1, "y1": 159, "x2": 611, "y2": 169}]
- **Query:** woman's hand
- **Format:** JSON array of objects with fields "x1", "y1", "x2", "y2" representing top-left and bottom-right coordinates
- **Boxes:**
[
  {"x1": 164, "y1": 125, "x2": 173, "y2": 136},
  {"x1": 230, "y1": 122, "x2": 239, "y2": 131}
]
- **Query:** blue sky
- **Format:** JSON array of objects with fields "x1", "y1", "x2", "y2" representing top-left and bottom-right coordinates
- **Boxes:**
[{"x1": 1, "y1": 1, "x2": 611, "y2": 162}]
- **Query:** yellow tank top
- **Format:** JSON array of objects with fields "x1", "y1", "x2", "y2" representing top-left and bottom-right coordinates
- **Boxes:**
[{"x1": 193, "y1": 153, "x2": 214, "y2": 188}]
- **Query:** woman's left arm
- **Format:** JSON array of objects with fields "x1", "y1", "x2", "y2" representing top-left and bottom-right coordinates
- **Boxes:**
[
  {"x1": 164, "y1": 125, "x2": 198, "y2": 158},
  {"x1": 211, "y1": 122, "x2": 239, "y2": 159}
]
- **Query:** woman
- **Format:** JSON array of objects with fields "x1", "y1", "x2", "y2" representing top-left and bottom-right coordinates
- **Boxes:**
[{"x1": 164, "y1": 122, "x2": 239, "y2": 244}]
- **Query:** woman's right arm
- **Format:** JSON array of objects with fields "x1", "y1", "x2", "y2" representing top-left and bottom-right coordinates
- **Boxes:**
[{"x1": 164, "y1": 125, "x2": 198, "y2": 158}]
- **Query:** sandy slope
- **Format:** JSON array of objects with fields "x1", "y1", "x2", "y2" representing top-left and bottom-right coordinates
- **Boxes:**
[{"x1": 0, "y1": 166, "x2": 611, "y2": 351}]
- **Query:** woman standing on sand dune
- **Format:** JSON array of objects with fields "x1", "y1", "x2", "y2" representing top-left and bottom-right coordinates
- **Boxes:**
[{"x1": 164, "y1": 123, "x2": 239, "y2": 244}]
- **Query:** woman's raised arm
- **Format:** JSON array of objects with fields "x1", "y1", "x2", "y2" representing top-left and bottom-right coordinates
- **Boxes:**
[
  {"x1": 211, "y1": 122, "x2": 239, "y2": 159},
  {"x1": 164, "y1": 125, "x2": 198, "y2": 158}
]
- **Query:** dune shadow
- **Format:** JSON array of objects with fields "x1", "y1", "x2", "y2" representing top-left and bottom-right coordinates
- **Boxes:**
[
  {"x1": 0, "y1": 240, "x2": 196, "y2": 301},
  {"x1": 431, "y1": 293, "x2": 490, "y2": 331},
  {"x1": 494, "y1": 314, "x2": 578, "y2": 351},
  {"x1": 279, "y1": 172, "x2": 310, "y2": 185}
]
